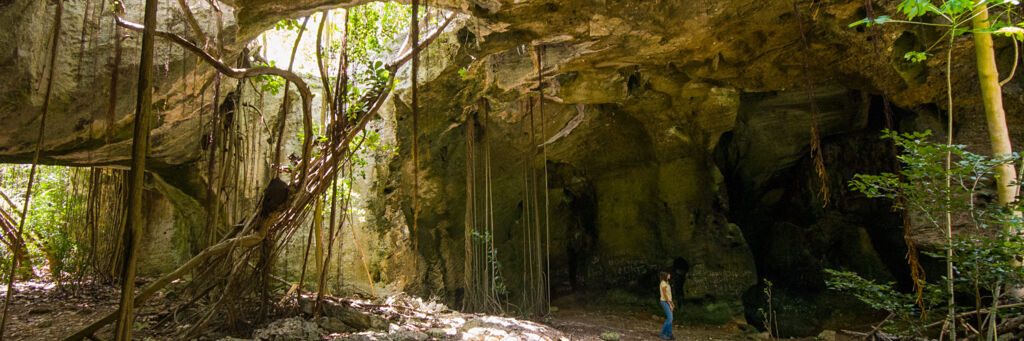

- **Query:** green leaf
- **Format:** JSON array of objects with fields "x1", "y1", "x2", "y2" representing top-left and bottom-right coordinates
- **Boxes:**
[
  {"x1": 897, "y1": 0, "x2": 941, "y2": 20},
  {"x1": 903, "y1": 51, "x2": 930, "y2": 63},
  {"x1": 849, "y1": 15, "x2": 892, "y2": 28},
  {"x1": 997, "y1": 26, "x2": 1024, "y2": 41},
  {"x1": 938, "y1": 0, "x2": 973, "y2": 17}
]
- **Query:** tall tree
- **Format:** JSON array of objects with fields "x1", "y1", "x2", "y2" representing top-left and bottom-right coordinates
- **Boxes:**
[
  {"x1": 971, "y1": 4, "x2": 1018, "y2": 207},
  {"x1": 114, "y1": 0, "x2": 159, "y2": 339}
]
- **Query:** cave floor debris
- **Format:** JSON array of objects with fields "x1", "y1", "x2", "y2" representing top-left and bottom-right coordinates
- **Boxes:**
[
  {"x1": 0, "y1": 280, "x2": 159, "y2": 340},
  {"x1": 1, "y1": 280, "x2": 839, "y2": 340}
]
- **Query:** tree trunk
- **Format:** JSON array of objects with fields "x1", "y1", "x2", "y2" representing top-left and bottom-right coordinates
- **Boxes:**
[
  {"x1": 972, "y1": 5, "x2": 1019, "y2": 207},
  {"x1": 115, "y1": 0, "x2": 159, "y2": 339}
]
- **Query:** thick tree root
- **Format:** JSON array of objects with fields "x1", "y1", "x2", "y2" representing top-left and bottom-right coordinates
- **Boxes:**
[{"x1": 61, "y1": 234, "x2": 262, "y2": 341}]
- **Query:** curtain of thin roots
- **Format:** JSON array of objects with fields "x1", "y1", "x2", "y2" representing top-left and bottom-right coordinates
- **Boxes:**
[
  {"x1": 514, "y1": 96, "x2": 548, "y2": 316},
  {"x1": 463, "y1": 99, "x2": 503, "y2": 314}
]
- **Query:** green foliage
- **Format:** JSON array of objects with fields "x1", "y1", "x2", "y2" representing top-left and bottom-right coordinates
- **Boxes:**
[
  {"x1": 274, "y1": 19, "x2": 303, "y2": 32},
  {"x1": 470, "y1": 229, "x2": 508, "y2": 296},
  {"x1": 848, "y1": 0, "x2": 1024, "y2": 48},
  {"x1": 0, "y1": 165, "x2": 87, "y2": 286},
  {"x1": 997, "y1": 26, "x2": 1024, "y2": 41},
  {"x1": 758, "y1": 279, "x2": 777, "y2": 338},
  {"x1": 850, "y1": 130, "x2": 1018, "y2": 230},
  {"x1": 349, "y1": 129, "x2": 394, "y2": 174},
  {"x1": 945, "y1": 230, "x2": 1024, "y2": 293},
  {"x1": 347, "y1": 2, "x2": 411, "y2": 67},
  {"x1": 897, "y1": 0, "x2": 943, "y2": 20},
  {"x1": 849, "y1": 15, "x2": 891, "y2": 27},
  {"x1": 253, "y1": 61, "x2": 285, "y2": 95},
  {"x1": 903, "y1": 51, "x2": 931, "y2": 63},
  {"x1": 829, "y1": 131, "x2": 1024, "y2": 337},
  {"x1": 826, "y1": 269, "x2": 946, "y2": 336}
]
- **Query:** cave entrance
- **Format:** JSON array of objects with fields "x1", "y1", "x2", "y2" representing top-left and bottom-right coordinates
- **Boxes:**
[
  {"x1": 558, "y1": 174, "x2": 598, "y2": 295},
  {"x1": 714, "y1": 91, "x2": 917, "y2": 336}
]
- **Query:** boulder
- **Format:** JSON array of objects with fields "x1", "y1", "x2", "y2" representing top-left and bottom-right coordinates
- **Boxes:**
[{"x1": 320, "y1": 300, "x2": 390, "y2": 331}]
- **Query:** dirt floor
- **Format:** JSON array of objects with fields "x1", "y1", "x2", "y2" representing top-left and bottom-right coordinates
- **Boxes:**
[
  {"x1": 1, "y1": 280, "x2": 119, "y2": 340},
  {"x1": 0, "y1": 279, "x2": 193, "y2": 340},
  {"x1": 0, "y1": 281, "x2": 849, "y2": 340},
  {"x1": 549, "y1": 306, "x2": 754, "y2": 341}
]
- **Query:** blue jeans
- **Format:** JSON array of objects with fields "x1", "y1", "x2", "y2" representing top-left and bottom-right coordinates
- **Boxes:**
[{"x1": 659, "y1": 300, "x2": 673, "y2": 338}]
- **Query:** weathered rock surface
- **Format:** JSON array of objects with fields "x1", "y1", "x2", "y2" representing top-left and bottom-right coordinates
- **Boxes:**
[{"x1": 4, "y1": 0, "x2": 1024, "y2": 337}]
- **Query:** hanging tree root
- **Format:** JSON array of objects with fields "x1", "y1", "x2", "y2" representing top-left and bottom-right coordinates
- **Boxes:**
[
  {"x1": 114, "y1": 16, "x2": 315, "y2": 184},
  {"x1": 792, "y1": 1, "x2": 829, "y2": 207},
  {"x1": 273, "y1": 16, "x2": 310, "y2": 169},
  {"x1": 410, "y1": 0, "x2": 422, "y2": 273},
  {"x1": 62, "y1": 13, "x2": 456, "y2": 340}
]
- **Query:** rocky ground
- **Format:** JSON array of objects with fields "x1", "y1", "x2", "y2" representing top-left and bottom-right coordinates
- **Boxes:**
[{"x1": 0, "y1": 281, "x2": 852, "y2": 340}]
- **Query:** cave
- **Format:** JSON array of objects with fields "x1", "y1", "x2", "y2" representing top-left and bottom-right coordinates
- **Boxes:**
[{"x1": 1, "y1": 0, "x2": 1024, "y2": 340}]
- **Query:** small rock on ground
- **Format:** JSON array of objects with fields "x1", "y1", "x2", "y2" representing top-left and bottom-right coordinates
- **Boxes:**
[
  {"x1": 253, "y1": 317, "x2": 320, "y2": 341},
  {"x1": 816, "y1": 330, "x2": 836, "y2": 341},
  {"x1": 330, "y1": 332, "x2": 389, "y2": 341},
  {"x1": 28, "y1": 307, "x2": 53, "y2": 315},
  {"x1": 390, "y1": 330, "x2": 428, "y2": 341},
  {"x1": 426, "y1": 328, "x2": 446, "y2": 338},
  {"x1": 600, "y1": 331, "x2": 621, "y2": 341},
  {"x1": 319, "y1": 316, "x2": 353, "y2": 333}
]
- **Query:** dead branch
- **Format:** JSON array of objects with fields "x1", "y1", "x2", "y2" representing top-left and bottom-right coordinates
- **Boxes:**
[
  {"x1": 0, "y1": 190, "x2": 18, "y2": 216},
  {"x1": 924, "y1": 303, "x2": 1024, "y2": 329},
  {"x1": 863, "y1": 313, "x2": 895, "y2": 340}
]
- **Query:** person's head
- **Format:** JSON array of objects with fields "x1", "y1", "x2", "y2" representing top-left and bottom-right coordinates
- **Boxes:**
[{"x1": 659, "y1": 271, "x2": 670, "y2": 282}]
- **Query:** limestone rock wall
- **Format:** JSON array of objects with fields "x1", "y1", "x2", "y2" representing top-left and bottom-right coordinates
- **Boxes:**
[
  {"x1": 364, "y1": 0, "x2": 1024, "y2": 334},
  {"x1": 0, "y1": 0, "x2": 240, "y2": 166},
  {"x1": 3, "y1": 0, "x2": 1024, "y2": 337}
]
